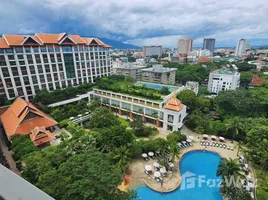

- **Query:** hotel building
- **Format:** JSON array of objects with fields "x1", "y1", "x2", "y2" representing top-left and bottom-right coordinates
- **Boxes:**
[
  {"x1": 208, "y1": 66, "x2": 240, "y2": 95},
  {"x1": 90, "y1": 88, "x2": 187, "y2": 131},
  {"x1": 178, "y1": 38, "x2": 193, "y2": 54},
  {"x1": 0, "y1": 33, "x2": 112, "y2": 101},
  {"x1": 142, "y1": 46, "x2": 162, "y2": 57}
]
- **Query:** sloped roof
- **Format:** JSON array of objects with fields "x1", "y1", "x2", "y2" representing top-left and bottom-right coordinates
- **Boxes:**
[
  {"x1": 164, "y1": 96, "x2": 185, "y2": 112},
  {"x1": 0, "y1": 33, "x2": 111, "y2": 48},
  {"x1": 0, "y1": 98, "x2": 57, "y2": 138},
  {"x1": 248, "y1": 74, "x2": 266, "y2": 87},
  {"x1": 198, "y1": 57, "x2": 211, "y2": 63},
  {"x1": 30, "y1": 126, "x2": 55, "y2": 146}
]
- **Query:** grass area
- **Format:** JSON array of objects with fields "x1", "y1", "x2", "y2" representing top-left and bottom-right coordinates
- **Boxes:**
[
  {"x1": 117, "y1": 117, "x2": 130, "y2": 127},
  {"x1": 198, "y1": 85, "x2": 209, "y2": 97},
  {"x1": 253, "y1": 164, "x2": 268, "y2": 200}
]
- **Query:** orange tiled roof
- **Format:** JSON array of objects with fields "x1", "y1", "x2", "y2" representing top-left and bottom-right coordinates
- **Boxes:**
[
  {"x1": 0, "y1": 38, "x2": 9, "y2": 48},
  {"x1": 0, "y1": 97, "x2": 57, "y2": 138},
  {"x1": 248, "y1": 74, "x2": 266, "y2": 87},
  {"x1": 0, "y1": 33, "x2": 112, "y2": 48},
  {"x1": 198, "y1": 57, "x2": 211, "y2": 63},
  {"x1": 30, "y1": 126, "x2": 55, "y2": 146},
  {"x1": 164, "y1": 96, "x2": 184, "y2": 112}
]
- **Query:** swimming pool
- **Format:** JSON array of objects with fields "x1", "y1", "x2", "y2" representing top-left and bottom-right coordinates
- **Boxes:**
[
  {"x1": 136, "y1": 150, "x2": 222, "y2": 200},
  {"x1": 135, "y1": 82, "x2": 179, "y2": 92}
]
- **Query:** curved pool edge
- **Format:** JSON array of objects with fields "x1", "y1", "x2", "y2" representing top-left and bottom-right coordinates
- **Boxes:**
[{"x1": 137, "y1": 147, "x2": 225, "y2": 194}]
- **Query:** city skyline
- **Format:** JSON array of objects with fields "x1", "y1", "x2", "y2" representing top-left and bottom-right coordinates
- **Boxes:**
[{"x1": 0, "y1": 0, "x2": 268, "y2": 48}]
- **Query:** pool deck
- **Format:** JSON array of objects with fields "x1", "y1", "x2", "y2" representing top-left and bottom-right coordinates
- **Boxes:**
[{"x1": 127, "y1": 140, "x2": 239, "y2": 193}]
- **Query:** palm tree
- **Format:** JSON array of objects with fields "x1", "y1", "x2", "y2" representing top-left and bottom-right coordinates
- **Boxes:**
[
  {"x1": 109, "y1": 146, "x2": 132, "y2": 185},
  {"x1": 217, "y1": 158, "x2": 244, "y2": 179},
  {"x1": 169, "y1": 141, "x2": 180, "y2": 163},
  {"x1": 235, "y1": 141, "x2": 244, "y2": 156},
  {"x1": 225, "y1": 116, "x2": 244, "y2": 143}
]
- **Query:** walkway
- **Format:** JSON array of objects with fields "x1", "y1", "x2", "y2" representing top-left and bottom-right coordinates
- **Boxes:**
[{"x1": 0, "y1": 130, "x2": 20, "y2": 175}]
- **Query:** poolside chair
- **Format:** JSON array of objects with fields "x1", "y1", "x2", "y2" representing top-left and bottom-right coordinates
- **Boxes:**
[
  {"x1": 223, "y1": 145, "x2": 227, "y2": 149},
  {"x1": 210, "y1": 142, "x2": 213, "y2": 146},
  {"x1": 219, "y1": 144, "x2": 223, "y2": 148},
  {"x1": 227, "y1": 146, "x2": 230, "y2": 150},
  {"x1": 200, "y1": 141, "x2": 203, "y2": 146},
  {"x1": 216, "y1": 143, "x2": 219, "y2": 147},
  {"x1": 230, "y1": 147, "x2": 234, "y2": 151},
  {"x1": 144, "y1": 170, "x2": 149, "y2": 175},
  {"x1": 206, "y1": 142, "x2": 210, "y2": 146},
  {"x1": 212, "y1": 142, "x2": 216, "y2": 147}
]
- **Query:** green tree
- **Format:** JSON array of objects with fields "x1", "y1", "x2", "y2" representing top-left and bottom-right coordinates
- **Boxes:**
[
  {"x1": 177, "y1": 90, "x2": 198, "y2": 110},
  {"x1": 167, "y1": 131, "x2": 187, "y2": 143},
  {"x1": 88, "y1": 97, "x2": 101, "y2": 112},
  {"x1": 169, "y1": 141, "x2": 180, "y2": 162},
  {"x1": 240, "y1": 71, "x2": 253, "y2": 87},
  {"x1": 86, "y1": 107, "x2": 119, "y2": 129},
  {"x1": 225, "y1": 116, "x2": 244, "y2": 142},
  {"x1": 160, "y1": 86, "x2": 170, "y2": 95},
  {"x1": 216, "y1": 158, "x2": 243, "y2": 179}
]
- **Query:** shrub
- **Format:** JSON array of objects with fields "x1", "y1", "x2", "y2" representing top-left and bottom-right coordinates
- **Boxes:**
[
  {"x1": 167, "y1": 131, "x2": 187, "y2": 143},
  {"x1": 59, "y1": 119, "x2": 69, "y2": 128}
]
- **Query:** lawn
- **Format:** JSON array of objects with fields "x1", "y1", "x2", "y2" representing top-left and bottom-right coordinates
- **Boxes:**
[{"x1": 253, "y1": 164, "x2": 268, "y2": 200}]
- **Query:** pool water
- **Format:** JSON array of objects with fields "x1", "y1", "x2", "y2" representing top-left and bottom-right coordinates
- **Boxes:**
[
  {"x1": 136, "y1": 151, "x2": 223, "y2": 200},
  {"x1": 135, "y1": 82, "x2": 179, "y2": 92}
]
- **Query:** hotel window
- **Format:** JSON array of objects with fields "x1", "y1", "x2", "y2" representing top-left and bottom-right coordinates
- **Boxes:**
[
  {"x1": 39, "y1": 75, "x2": 45, "y2": 83},
  {"x1": 19, "y1": 61, "x2": 25, "y2": 65},
  {"x1": 12, "y1": 67, "x2": 19, "y2": 76},
  {"x1": 63, "y1": 53, "x2": 76, "y2": 78},
  {"x1": 27, "y1": 55, "x2": 33, "y2": 64},
  {"x1": 5, "y1": 49, "x2": 13, "y2": 54},
  {"x1": 57, "y1": 54, "x2": 62, "y2": 62},
  {"x1": 50, "y1": 54, "x2": 56, "y2": 63},
  {"x1": 14, "y1": 77, "x2": 21, "y2": 86},
  {"x1": 48, "y1": 47, "x2": 54, "y2": 52},
  {"x1": 9, "y1": 61, "x2": 16, "y2": 66},
  {"x1": 8, "y1": 89, "x2": 15, "y2": 98},
  {"x1": 178, "y1": 114, "x2": 181, "y2": 123},
  {"x1": 37, "y1": 65, "x2": 43, "y2": 73},
  {"x1": 21, "y1": 67, "x2": 27, "y2": 75},
  {"x1": 15, "y1": 47, "x2": 23, "y2": 53},
  {"x1": 62, "y1": 46, "x2": 72, "y2": 52},
  {"x1": 0, "y1": 55, "x2": 6, "y2": 66},
  {"x1": 55, "y1": 47, "x2": 60, "y2": 52},
  {"x1": 41, "y1": 47, "x2": 47, "y2": 52},
  {"x1": 45, "y1": 65, "x2": 50, "y2": 73},
  {"x1": 23, "y1": 76, "x2": 30, "y2": 85},
  {"x1": 32, "y1": 75, "x2": 38, "y2": 84},
  {"x1": 24, "y1": 47, "x2": 31, "y2": 53},
  {"x1": 2, "y1": 68, "x2": 9, "y2": 77},
  {"x1": 42, "y1": 54, "x2": 49, "y2": 63},
  {"x1": 168, "y1": 114, "x2": 174, "y2": 123},
  {"x1": 29, "y1": 65, "x2": 36, "y2": 74},
  {"x1": 17, "y1": 87, "x2": 24, "y2": 96},
  {"x1": 35, "y1": 55, "x2": 41, "y2": 63},
  {"x1": 33, "y1": 47, "x2": 39, "y2": 53},
  {"x1": 8, "y1": 55, "x2": 15, "y2": 60}
]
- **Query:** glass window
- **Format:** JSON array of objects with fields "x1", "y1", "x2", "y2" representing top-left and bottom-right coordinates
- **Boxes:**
[
  {"x1": 2, "y1": 68, "x2": 9, "y2": 77},
  {"x1": 17, "y1": 87, "x2": 24, "y2": 96},
  {"x1": 19, "y1": 61, "x2": 25, "y2": 65},
  {"x1": 37, "y1": 65, "x2": 43, "y2": 73},
  {"x1": 27, "y1": 54, "x2": 33, "y2": 64},
  {"x1": 42, "y1": 54, "x2": 49, "y2": 63},
  {"x1": 168, "y1": 114, "x2": 174, "y2": 123},
  {"x1": 0, "y1": 55, "x2": 6, "y2": 66},
  {"x1": 63, "y1": 53, "x2": 75, "y2": 78},
  {"x1": 14, "y1": 77, "x2": 21, "y2": 86},
  {"x1": 8, "y1": 55, "x2": 15, "y2": 60},
  {"x1": 32, "y1": 75, "x2": 38, "y2": 84},
  {"x1": 57, "y1": 54, "x2": 62, "y2": 62},
  {"x1": 24, "y1": 47, "x2": 31, "y2": 53},
  {"x1": 23, "y1": 76, "x2": 30, "y2": 85},
  {"x1": 21, "y1": 67, "x2": 27, "y2": 75},
  {"x1": 15, "y1": 47, "x2": 23, "y2": 53},
  {"x1": 17, "y1": 55, "x2": 24, "y2": 59},
  {"x1": 5, "y1": 49, "x2": 13, "y2": 54},
  {"x1": 29, "y1": 65, "x2": 36, "y2": 74},
  {"x1": 50, "y1": 54, "x2": 55, "y2": 62},
  {"x1": 12, "y1": 67, "x2": 19, "y2": 76},
  {"x1": 41, "y1": 47, "x2": 47, "y2": 52},
  {"x1": 33, "y1": 47, "x2": 39, "y2": 53},
  {"x1": 62, "y1": 46, "x2": 72, "y2": 52},
  {"x1": 48, "y1": 48, "x2": 54, "y2": 52},
  {"x1": 35, "y1": 55, "x2": 41, "y2": 63},
  {"x1": 9, "y1": 61, "x2": 16, "y2": 66}
]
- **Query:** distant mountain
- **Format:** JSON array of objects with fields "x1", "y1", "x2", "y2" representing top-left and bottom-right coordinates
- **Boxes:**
[{"x1": 99, "y1": 38, "x2": 141, "y2": 49}]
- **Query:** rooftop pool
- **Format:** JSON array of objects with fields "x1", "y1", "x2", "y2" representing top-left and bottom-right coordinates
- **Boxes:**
[
  {"x1": 135, "y1": 81, "x2": 179, "y2": 92},
  {"x1": 135, "y1": 150, "x2": 222, "y2": 200}
]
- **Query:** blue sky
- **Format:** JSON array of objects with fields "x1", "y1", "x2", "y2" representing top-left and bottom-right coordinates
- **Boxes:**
[{"x1": 1, "y1": 0, "x2": 268, "y2": 47}]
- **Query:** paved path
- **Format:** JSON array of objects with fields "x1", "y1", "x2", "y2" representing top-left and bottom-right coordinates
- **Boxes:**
[{"x1": 0, "y1": 130, "x2": 20, "y2": 175}]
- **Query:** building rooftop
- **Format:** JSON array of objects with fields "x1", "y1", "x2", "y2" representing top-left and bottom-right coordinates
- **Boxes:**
[
  {"x1": 0, "y1": 33, "x2": 111, "y2": 49},
  {"x1": 248, "y1": 74, "x2": 266, "y2": 87},
  {"x1": 141, "y1": 65, "x2": 176, "y2": 73},
  {"x1": 164, "y1": 96, "x2": 184, "y2": 112},
  {"x1": 0, "y1": 164, "x2": 55, "y2": 200},
  {"x1": 1, "y1": 97, "x2": 58, "y2": 138},
  {"x1": 116, "y1": 63, "x2": 147, "y2": 70},
  {"x1": 212, "y1": 65, "x2": 239, "y2": 75}
]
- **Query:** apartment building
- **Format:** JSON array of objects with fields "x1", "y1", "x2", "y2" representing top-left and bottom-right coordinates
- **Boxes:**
[
  {"x1": 115, "y1": 63, "x2": 147, "y2": 80},
  {"x1": 178, "y1": 38, "x2": 193, "y2": 54},
  {"x1": 208, "y1": 66, "x2": 240, "y2": 95},
  {"x1": 91, "y1": 89, "x2": 187, "y2": 131},
  {"x1": 0, "y1": 33, "x2": 112, "y2": 101},
  {"x1": 142, "y1": 46, "x2": 162, "y2": 57},
  {"x1": 141, "y1": 65, "x2": 176, "y2": 85}
]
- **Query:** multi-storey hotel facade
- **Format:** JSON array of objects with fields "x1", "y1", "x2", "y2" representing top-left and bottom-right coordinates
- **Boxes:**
[
  {"x1": 90, "y1": 88, "x2": 187, "y2": 131},
  {"x1": 0, "y1": 33, "x2": 112, "y2": 101}
]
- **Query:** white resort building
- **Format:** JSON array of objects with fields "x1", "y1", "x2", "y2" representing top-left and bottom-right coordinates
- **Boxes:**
[
  {"x1": 208, "y1": 66, "x2": 240, "y2": 95},
  {"x1": 90, "y1": 88, "x2": 187, "y2": 131}
]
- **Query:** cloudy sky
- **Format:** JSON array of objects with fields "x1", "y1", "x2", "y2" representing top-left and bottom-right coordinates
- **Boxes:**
[{"x1": 1, "y1": 0, "x2": 268, "y2": 47}]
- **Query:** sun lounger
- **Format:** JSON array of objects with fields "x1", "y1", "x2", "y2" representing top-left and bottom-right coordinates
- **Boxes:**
[
  {"x1": 216, "y1": 143, "x2": 219, "y2": 147},
  {"x1": 230, "y1": 147, "x2": 234, "y2": 151},
  {"x1": 219, "y1": 144, "x2": 223, "y2": 148}
]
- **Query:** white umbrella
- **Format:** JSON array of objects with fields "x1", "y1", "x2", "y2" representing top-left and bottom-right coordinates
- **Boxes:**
[
  {"x1": 219, "y1": 136, "x2": 225, "y2": 141},
  {"x1": 247, "y1": 182, "x2": 254, "y2": 188},
  {"x1": 186, "y1": 139, "x2": 192, "y2": 143},
  {"x1": 182, "y1": 141, "x2": 187, "y2": 144},
  {"x1": 244, "y1": 164, "x2": 248, "y2": 169},
  {"x1": 148, "y1": 152, "x2": 154, "y2": 157},
  {"x1": 211, "y1": 135, "x2": 217, "y2": 140},
  {"x1": 145, "y1": 165, "x2": 152, "y2": 171},
  {"x1": 142, "y1": 153, "x2": 148, "y2": 158},
  {"x1": 189, "y1": 136, "x2": 194, "y2": 140},
  {"x1": 239, "y1": 156, "x2": 245, "y2": 160},
  {"x1": 85, "y1": 112, "x2": 89, "y2": 115},
  {"x1": 78, "y1": 114, "x2": 82, "y2": 117},
  {"x1": 177, "y1": 142, "x2": 182, "y2": 145},
  {"x1": 203, "y1": 134, "x2": 209, "y2": 138},
  {"x1": 245, "y1": 185, "x2": 250, "y2": 191},
  {"x1": 69, "y1": 117, "x2": 74, "y2": 120},
  {"x1": 154, "y1": 171, "x2": 161, "y2": 178},
  {"x1": 169, "y1": 162, "x2": 174, "y2": 168},
  {"x1": 154, "y1": 162, "x2": 160, "y2": 168},
  {"x1": 160, "y1": 167, "x2": 167, "y2": 174}
]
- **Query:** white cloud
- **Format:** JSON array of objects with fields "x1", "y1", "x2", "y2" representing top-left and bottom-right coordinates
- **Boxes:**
[{"x1": 0, "y1": 0, "x2": 268, "y2": 46}]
